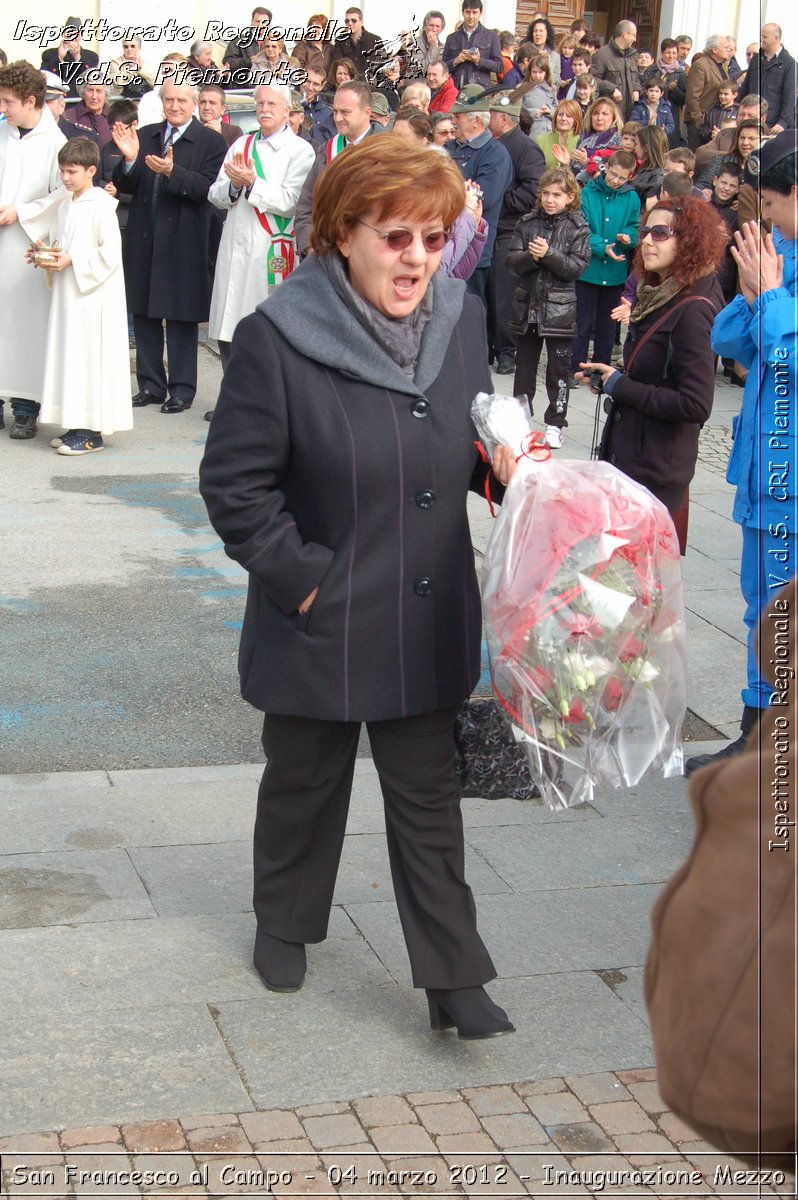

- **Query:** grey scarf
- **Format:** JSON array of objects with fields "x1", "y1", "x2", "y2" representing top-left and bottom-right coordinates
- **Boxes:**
[{"x1": 319, "y1": 252, "x2": 434, "y2": 375}]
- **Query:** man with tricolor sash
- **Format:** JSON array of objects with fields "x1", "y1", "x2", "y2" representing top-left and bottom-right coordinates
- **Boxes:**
[
  {"x1": 207, "y1": 85, "x2": 315, "y2": 375},
  {"x1": 293, "y1": 80, "x2": 377, "y2": 258}
]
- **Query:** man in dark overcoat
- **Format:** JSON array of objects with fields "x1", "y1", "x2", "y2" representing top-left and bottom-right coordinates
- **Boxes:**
[
  {"x1": 737, "y1": 24, "x2": 796, "y2": 133},
  {"x1": 112, "y1": 81, "x2": 227, "y2": 412}
]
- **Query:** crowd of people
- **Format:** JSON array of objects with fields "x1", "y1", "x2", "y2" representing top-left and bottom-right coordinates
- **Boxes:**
[{"x1": 0, "y1": 7, "x2": 797, "y2": 1040}]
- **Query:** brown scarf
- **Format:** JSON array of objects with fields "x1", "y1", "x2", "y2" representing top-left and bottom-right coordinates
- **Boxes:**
[{"x1": 631, "y1": 275, "x2": 683, "y2": 324}]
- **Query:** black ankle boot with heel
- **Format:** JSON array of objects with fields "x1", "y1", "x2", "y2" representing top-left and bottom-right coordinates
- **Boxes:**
[{"x1": 426, "y1": 986, "x2": 515, "y2": 1039}]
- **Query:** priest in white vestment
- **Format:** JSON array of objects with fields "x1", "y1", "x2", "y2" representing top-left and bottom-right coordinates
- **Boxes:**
[
  {"x1": 207, "y1": 85, "x2": 315, "y2": 376},
  {"x1": 0, "y1": 61, "x2": 66, "y2": 438}
]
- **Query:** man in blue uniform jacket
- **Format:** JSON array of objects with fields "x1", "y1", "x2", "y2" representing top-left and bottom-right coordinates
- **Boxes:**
[{"x1": 687, "y1": 130, "x2": 798, "y2": 774}]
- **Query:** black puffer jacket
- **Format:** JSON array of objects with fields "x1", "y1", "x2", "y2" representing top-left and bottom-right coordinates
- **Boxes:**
[{"x1": 506, "y1": 208, "x2": 590, "y2": 336}]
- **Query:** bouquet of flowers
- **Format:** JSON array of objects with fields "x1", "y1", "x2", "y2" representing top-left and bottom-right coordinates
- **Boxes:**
[{"x1": 475, "y1": 395, "x2": 687, "y2": 810}]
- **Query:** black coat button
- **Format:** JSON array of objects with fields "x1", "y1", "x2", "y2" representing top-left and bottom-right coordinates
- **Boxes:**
[
  {"x1": 414, "y1": 577, "x2": 433, "y2": 596},
  {"x1": 614, "y1": 411, "x2": 622, "y2": 422},
  {"x1": 411, "y1": 398, "x2": 430, "y2": 418},
  {"x1": 610, "y1": 454, "x2": 617, "y2": 464},
  {"x1": 415, "y1": 489, "x2": 436, "y2": 509}
]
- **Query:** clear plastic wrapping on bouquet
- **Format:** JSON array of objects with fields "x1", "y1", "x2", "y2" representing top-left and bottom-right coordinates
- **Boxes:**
[
  {"x1": 472, "y1": 391, "x2": 535, "y2": 460},
  {"x1": 476, "y1": 399, "x2": 688, "y2": 810}
]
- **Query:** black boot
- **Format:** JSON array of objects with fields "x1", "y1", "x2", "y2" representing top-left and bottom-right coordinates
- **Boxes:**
[
  {"x1": 253, "y1": 928, "x2": 306, "y2": 992},
  {"x1": 426, "y1": 986, "x2": 515, "y2": 1039},
  {"x1": 684, "y1": 706, "x2": 761, "y2": 778}
]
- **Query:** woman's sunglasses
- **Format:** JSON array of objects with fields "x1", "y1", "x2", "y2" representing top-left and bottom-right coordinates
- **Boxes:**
[
  {"x1": 355, "y1": 219, "x2": 450, "y2": 252},
  {"x1": 639, "y1": 225, "x2": 677, "y2": 242}
]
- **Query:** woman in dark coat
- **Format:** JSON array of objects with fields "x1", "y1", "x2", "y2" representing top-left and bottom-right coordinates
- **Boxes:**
[
  {"x1": 576, "y1": 197, "x2": 727, "y2": 516},
  {"x1": 199, "y1": 136, "x2": 517, "y2": 1039}
]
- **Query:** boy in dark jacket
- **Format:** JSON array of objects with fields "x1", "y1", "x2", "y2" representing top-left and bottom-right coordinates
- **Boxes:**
[
  {"x1": 506, "y1": 167, "x2": 590, "y2": 447},
  {"x1": 709, "y1": 160, "x2": 741, "y2": 299}
]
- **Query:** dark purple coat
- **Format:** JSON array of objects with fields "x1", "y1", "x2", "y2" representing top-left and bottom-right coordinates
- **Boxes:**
[{"x1": 599, "y1": 274, "x2": 725, "y2": 513}]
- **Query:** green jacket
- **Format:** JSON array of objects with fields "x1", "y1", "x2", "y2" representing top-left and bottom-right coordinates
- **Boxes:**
[
  {"x1": 534, "y1": 131, "x2": 579, "y2": 170},
  {"x1": 579, "y1": 173, "x2": 640, "y2": 287}
]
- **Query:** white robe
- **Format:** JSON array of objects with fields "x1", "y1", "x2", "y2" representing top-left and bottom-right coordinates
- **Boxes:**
[
  {"x1": 208, "y1": 126, "x2": 315, "y2": 342},
  {"x1": 0, "y1": 107, "x2": 66, "y2": 400},
  {"x1": 22, "y1": 189, "x2": 133, "y2": 435}
]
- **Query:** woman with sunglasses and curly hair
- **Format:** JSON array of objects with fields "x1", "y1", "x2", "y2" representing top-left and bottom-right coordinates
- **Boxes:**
[
  {"x1": 576, "y1": 196, "x2": 727, "y2": 524},
  {"x1": 200, "y1": 135, "x2": 517, "y2": 1041}
]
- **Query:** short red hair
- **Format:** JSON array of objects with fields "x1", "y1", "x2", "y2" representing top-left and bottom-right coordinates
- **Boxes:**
[
  {"x1": 634, "y1": 196, "x2": 729, "y2": 288},
  {"x1": 311, "y1": 135, "x2": 466, "y2": 254}
]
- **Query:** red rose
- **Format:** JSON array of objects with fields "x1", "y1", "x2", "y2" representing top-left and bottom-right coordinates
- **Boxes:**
[{"x1": 602, "y1": 676, "x2": 624, "y2": 711}]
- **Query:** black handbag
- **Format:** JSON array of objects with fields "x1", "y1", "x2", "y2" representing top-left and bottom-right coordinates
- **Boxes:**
[{"x1": 453, "y1": 699, "x2": 539, "y2": 800}]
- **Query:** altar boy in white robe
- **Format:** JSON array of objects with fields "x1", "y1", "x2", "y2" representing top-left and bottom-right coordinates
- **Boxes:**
[
  {"x1": 0, "y1": 61, "x2": 65, "y2": 439},
  {"x1": 23, "y1": 137, "x2": 132, "y2": 455}
]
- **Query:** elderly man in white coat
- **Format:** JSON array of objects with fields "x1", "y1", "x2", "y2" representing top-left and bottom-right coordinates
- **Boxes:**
[
  {"x1": 204, "y1": 84, "x2": 314, "y2": 419},
  {"x1": 0, "y1": 61, "x2": 66, "y2": 439}
]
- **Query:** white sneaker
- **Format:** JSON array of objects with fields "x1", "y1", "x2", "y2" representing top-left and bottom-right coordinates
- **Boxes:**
[{"x1": 545, "y1": 426, "x2": 563, "y2": 449}]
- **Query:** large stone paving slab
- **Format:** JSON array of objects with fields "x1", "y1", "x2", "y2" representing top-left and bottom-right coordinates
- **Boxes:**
[
  {"x1": 0, "y1": 848, "x2": 155, "y2": 929},
  {"x1": 0, "y1": 780, "x2": 256, "y2": 855},
  {"x1": 0, "y1": 1005, "x2": 252, "y2": 1136},
  {"x1": 345, "y1": 884, "x2": 661, "y2": 988},
  {"x1": 0, "y1": 909, "x2": 394, "y2": 1020},
  {"x1": 463, "y1": 812, "x2": 692, "y2": 895},
  {"x1": 127, "y1": 841, "x2": 252, "y2": 917},
  {"x1": 211, "y1": 971, "x2": 653, "y2": 1111}
]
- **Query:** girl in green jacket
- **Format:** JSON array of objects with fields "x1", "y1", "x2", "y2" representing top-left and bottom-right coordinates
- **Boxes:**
[{"x1": 571, "y1": 149, "x2": 640, "y2": 372}]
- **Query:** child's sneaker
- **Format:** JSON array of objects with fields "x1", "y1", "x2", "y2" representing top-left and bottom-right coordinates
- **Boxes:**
[
  {"x1": 50, "y1": 429, "x2": 77, "y2": 448},
  {"x1": 545, "y1": 425, "x2": 563, "y2": 449},
  {"x1": 57, "y1": 432, "x2": 104, "y2": 456}
]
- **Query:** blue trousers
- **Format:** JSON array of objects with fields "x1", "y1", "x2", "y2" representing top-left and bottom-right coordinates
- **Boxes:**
[{"x1": 740, "y1": 524, "x2": 798, "y2": 708}]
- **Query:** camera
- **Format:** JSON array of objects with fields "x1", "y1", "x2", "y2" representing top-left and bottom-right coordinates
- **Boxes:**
[{"x1": 586, "y1": 368, "x2": 605, "y2": 392}]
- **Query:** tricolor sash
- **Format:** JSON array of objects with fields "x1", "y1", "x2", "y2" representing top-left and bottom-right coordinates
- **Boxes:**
[
  {"x1": 243, "y1": 132, "x2": 297, "y2": 286},
  {"x1": 325, "y1": 133, "x2": 348, "y2": 163}
]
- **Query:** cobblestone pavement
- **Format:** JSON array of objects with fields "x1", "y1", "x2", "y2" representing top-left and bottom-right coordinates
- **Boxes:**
[
  {"x1": 1, "y1": 1071, "x2": 793, "y2": 1199},
  {"x1": 695, "y1": 426, "x2": 733, "y2": 476}
]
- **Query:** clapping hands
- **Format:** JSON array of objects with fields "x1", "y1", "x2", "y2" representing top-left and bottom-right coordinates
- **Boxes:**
[{"x1": 224, "y1": 151, "x2": 256, "y2": 189}]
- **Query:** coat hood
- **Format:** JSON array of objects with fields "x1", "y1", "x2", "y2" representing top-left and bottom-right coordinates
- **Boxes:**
[
  {"x1": 592, "y1": 173, "x2": 635, "y2": 196},
  {"x1": 257, "y1": 254, "x2": 466, "y2": 397}
]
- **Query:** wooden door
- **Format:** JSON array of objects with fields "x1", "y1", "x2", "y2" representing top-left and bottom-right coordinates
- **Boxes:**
[
  {"x1": 516, "y1": 0, "x2": 584, "y2": 41},
  {"x1": 604, "y1": 0, "x2": 662, "y2": 50}
]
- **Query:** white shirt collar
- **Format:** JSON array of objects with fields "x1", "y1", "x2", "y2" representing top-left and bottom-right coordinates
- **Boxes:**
[{"x1": 258, "y1": 123, "x2": 290, "y2": 147}]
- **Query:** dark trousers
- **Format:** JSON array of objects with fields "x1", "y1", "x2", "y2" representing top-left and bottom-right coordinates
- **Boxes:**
[
  {"x1": 686, "y1": 122, "x2": 705, "y2": 152},
  {"x1": 255, "y1": 709, "x2": 496, "y2": 989},
  {"x1": 133, "y1": 314, "x2": 199, "y2": 403},
  {"x1": 514, "y1": 328, "x2": 572, "y2": 427},
  {"x1": 486, "y1": 234, "x2": 517, "y2": 359},
  {"x1": 572, "y1": 280, "x2": 623, "y2": 371},
  {"x1": 218, "y1": 339, "x2": 232, "y2": 371},
  {"x1": 466, "y1": 265, "x2": 489, "y2": 307}
]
